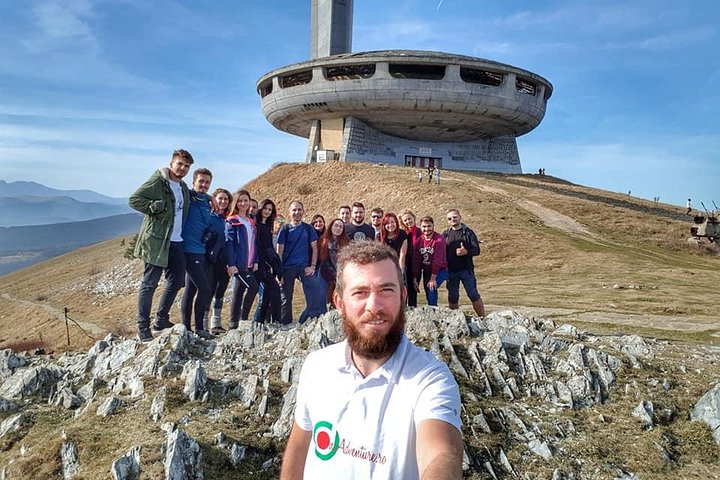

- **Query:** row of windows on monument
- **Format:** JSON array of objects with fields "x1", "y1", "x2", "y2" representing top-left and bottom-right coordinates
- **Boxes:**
[
  {"x1": 405, "y1": 156, "x2": 443, "y2": 169},
  {"x1": 258, "y1": 65, "x2": 538, "y2": 98}
]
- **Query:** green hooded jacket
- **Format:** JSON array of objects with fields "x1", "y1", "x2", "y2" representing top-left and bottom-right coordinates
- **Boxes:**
[{"x1": 128, "y1": 168, "x2": 189, "y2": 267}]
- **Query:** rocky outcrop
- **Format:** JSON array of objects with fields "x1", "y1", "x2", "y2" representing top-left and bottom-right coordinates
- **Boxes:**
[
  {"x1": 164, "y1": 425, "x2": 203, "y2": 480},
  {"x1": 0, "y1": 308, "x2": 717, "y2": 478},
  {"x1": 691, "y1": 382, "x2": 720, "y2": 444}
]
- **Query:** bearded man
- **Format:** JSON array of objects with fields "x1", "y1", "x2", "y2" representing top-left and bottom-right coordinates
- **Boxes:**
[{"x1": 280, "y1": 241, "x2": 462, "y2": 479}]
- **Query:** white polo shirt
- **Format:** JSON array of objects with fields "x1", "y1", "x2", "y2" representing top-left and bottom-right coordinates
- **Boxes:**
[{"x1": 294, "y1": 334, "x2": 462, "y2": 479}]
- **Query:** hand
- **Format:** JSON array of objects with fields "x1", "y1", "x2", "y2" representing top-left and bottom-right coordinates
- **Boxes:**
[
  {"x1": 226, "y1": 266, "x2": 238, "y2": 276},
  {"x1": 304, "y1": 265, "x2": 316, "y2": 276},
  {"x1": 427, "y1": 279, "x2": 438, "y2": 291},
  {"x1": 253, "y1": 263, "x2": 258, "y2": 272},
  {"x1": 456, "y1": 242, "x2": 468, "y2": 256},
  {"x1": 413, "y1": 279, "x2": 420, "y2": 291}
]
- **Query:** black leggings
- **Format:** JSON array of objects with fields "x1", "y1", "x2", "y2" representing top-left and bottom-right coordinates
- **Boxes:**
[
  {"x1": 229, "y1": 271, "x2": 259, "y2": 327},
  {"x1": 181, "y1": 253, "x2": 212, "y2": 331}
]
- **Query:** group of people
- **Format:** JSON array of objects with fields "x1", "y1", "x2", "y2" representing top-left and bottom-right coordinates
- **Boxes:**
[
  {"x1": 130, "y1": 150, "x2": 467, "y2": 477},
  {"x1": 416, "y1": 166, "x2": 441, "y2": 184},
  {"x1": 129, "y1": 150, "x2": 485, "y2": 342}
]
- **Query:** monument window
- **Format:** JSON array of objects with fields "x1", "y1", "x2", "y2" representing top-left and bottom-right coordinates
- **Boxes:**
[
  {"x1": 389, "y1": 64, "x2": 446, "y2": 80},
  {"x1": 258, "y1": 80, "x2": 273, "y2": 98},
  {"x1": 324, "y1": 64, "x2": 376, "y2": 80},
  {"x1": 515, "y1": 78, "x2": 536, "y2": 96},
  {"x1": 460, "y1": 67, "x2": 503, "y2": 86},
  {"x1": 302, "y1": 102, "x2": 328, "y2": 111},
  {"x1": 280, "y1": 70, "x2": 313, "y2": 88}
]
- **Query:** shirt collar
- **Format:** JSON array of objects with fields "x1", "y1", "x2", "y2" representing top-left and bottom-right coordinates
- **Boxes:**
[{"x1": 339, "y1": 334, "x2": 409, "y2": 382}]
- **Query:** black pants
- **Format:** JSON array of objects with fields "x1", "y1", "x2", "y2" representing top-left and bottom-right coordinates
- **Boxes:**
[
  {"x1": 229, "y1": 271, "x2": 259, "y2": 327},
  {"x1": 208, "y1": 259, "x2": 230, "y2": 310},
  {"x1": 181, "y1": 253, "x2": 212, "y2": 332},
  {"x1": 405, "y1": 266, "x2": 418, "y2": 307},
  {"x1": 256, "y1": 274, "x2": 281, "y2": 324},
  {"x1": 137, "y1": 241, "x2": 185, "y2": 329}
]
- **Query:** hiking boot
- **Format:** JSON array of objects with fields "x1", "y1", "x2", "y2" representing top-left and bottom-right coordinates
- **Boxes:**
[
  {"x1": 136, "y1": 328, "x2": 153, "y2": 343},
  {"x1": 151, "y1": 318, "x2": 174, "y2": 333},
  {"x1": 195, "y1": 329, "x2": 215, "y2": 340},
  {"x1": 210, "y1": 326, "x2": 226, "y2": 335}
]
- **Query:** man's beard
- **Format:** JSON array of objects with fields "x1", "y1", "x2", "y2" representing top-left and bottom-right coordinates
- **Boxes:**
[{"x1": 343, "y1": 308, "x2": 406, "y2": 360}]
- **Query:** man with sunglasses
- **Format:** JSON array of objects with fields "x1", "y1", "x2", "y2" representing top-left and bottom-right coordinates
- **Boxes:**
[
  {"x1": 370, "y1": 207, "x2": 384, "y2": 240},
  {"x1": 443, "y1": 209, "x2": 485, "y2": 317}
]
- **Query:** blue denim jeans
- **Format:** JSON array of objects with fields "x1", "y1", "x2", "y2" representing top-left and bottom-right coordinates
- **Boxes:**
[
  {"x1": 422, "y1": 268, "x2": 448, "y2": 307},
  {"x1": 447, "y1": 268, "x2": 481, "y2": 303}
]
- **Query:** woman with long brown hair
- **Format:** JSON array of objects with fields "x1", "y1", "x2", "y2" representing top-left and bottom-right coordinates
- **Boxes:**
[
  {"x1": 206, "y1": 187, "x2": 233, "y2": 335},
  {"x1": 379, "y1": 212, "x2": 408, "y2": 268},
  {"x1": 225, "y1": 189, "x2": 259, "y2": 329},
  {"x1": 317, "y1": 218, "x2": 349, "y2": 306}
]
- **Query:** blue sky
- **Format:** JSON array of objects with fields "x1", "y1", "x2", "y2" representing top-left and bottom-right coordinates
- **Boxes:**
[{"x1": 0, "y1": 0, "x2": 717, "y2": 208}]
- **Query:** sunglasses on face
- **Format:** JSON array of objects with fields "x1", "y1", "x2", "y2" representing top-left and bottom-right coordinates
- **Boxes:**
[{"x1": 371, "y1": 215, "x2": 382, "y2": 219}]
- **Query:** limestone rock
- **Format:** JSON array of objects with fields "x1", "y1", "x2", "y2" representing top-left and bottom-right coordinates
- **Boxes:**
[
  {"x1": 110, "y1": 446, "x2": 141, "y2": 480},
  {"x1": 164, "y1": 427, "x2": 203, "y2": 480},
  {"x1": 182, "y1": 360, "x2": 207, "y2": 402},
  {"x1": 632, "y1": 400, "x2": 655, "y2": 429},
  {"x1": 690, "y1": 382, "x2": 720, "y2": 444},
  {"x1": 150, "y1": 386, "x2": 167, "y2": 422},
  {"x1": 0, "y1": 366, "x2": 62, "y2": 400},
  {"x1": 229, "y1": 443, "x2": 247, "y2": 466},
  {"x1": 61, "y1": 441, "x2": 80, "y2": 479},
  {"x1": 0, "y1": 413, "x2": 27, "y2": 439},
  {"x1": 97, "y1": 396, "x2": 124, "y2": 417},
  {"x1": 0, "y1": 349, "x2": 27, "y2": 381}
]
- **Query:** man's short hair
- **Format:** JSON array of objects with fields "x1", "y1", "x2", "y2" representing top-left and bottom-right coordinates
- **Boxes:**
[
  {"x1": 371, "y1": 207, "x2": 384, "y2": 216},
  {"x1": 420, "y1": 216, "x2": 434, "y2": 225},
  {"x1": 192, "y1": 168, "x2": 212, "y2": 181},
  {"x1": 336, "y1": 241, "x2": 402, "y2": 295},
  {"x1": 446, "y1": 208, "x2": 460, "y2": 216},
  {"x1": 172, "y1": 149, "x2": 194, "y2": 164},
  {"x1": 290, "y1": 200, "x2": 304, "y2": 209},
  {"x1": 351, "y1": 201, "x2": 365, "y2": 211},
  {"x1": 339, "y1": 205, "x2": 351, "y2": 212}
]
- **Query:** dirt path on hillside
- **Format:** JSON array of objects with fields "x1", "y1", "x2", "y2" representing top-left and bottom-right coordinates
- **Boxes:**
[
  {"x1": 489, "y1": 303, "x2": 720, "y2": 335},
  {"x1": 473, "y1": 183, "x2": 597, "y2": 237},
  {"x1": 0, "y1": 292, "x2": 107, "y2": 338}
]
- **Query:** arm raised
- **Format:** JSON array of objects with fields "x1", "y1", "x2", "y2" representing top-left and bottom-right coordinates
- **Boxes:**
[{"x1": 416, "y1": 419, "x2": 463, "y2": 480}]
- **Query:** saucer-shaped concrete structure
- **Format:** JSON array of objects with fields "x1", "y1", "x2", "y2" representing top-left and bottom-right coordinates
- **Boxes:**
[{"x1": 256, "y1": 1, "x2": 552, "y2": 173}]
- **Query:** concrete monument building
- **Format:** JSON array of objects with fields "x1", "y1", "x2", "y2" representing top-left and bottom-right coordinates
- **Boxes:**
[{"x1": 256, "y1": 0, "x2": 552, "y2": 173}]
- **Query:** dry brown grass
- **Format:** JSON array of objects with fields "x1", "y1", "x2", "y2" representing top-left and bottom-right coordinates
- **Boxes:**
[{"x1": 0, "y1": 163, "x2": 718, "y2": 353}]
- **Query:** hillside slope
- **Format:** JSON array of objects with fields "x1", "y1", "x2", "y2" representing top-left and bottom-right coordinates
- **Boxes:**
[{"x1": 0, "y1": 163, "x2": 718, "y2": 353}]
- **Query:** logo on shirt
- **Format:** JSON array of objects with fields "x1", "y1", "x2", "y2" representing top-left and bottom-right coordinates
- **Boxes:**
[
  {"x1": 312, "y1": 421, "x2": 388, "y2": 464},
  {"x1": 420, "y1": 245, "x2": 434, "y2": 265},
  {"x1": 313, "y1": 421, "x2": 340, "y2": 460}
]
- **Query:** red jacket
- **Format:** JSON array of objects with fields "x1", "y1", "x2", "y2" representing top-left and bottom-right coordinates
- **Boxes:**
[{"x1": 413, "y1": 232, "x2": 447, "y2": 279}]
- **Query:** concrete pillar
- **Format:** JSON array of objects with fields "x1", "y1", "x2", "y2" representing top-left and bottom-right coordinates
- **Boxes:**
[
  {"x1": 311, "y1": 0, "x2": 353, "y2": 59},
  {"x1": 305, "y1": 120, "x2": 321, "y2": 163}
]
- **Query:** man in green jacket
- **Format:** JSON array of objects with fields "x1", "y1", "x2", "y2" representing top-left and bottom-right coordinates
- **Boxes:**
[{"x1": 129, "y1": 149, "x2": 193, "y2": 342}]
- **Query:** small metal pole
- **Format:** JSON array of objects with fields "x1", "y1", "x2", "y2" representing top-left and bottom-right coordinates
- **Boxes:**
[{"x1": 64, "y1": 307, "x2": 70, "y2": 346}]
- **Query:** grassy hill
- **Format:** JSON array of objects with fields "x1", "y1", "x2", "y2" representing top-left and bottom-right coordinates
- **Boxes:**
[{"x1": 0, "y1": 162, "x2": 718, "y2": 353}]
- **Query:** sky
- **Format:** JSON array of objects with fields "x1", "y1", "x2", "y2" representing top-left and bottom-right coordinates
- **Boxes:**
[{"x1": 0, "y1": 0, "x2": 718, "y2": 209}]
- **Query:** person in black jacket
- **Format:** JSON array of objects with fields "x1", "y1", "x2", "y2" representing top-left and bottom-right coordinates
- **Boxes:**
[
  {"x1": 443, "y1": 209, "x2": 485, "y2": 317},
  {"x1": 254, "y1": 199, "x2": 283, "y2": 324}
]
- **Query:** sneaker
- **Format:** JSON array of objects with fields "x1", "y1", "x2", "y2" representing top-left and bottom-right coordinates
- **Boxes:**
[
  {"x1": 136, "y1": 328, "x2": 153, "y2": 343},
  {"x1": 210, "y1": 326, "x2": 226, "y2": 335},
  {"x1": 151, "y1": 319, "x2": 174, "y2": 333},
  {"x1": 195, "y1": 329, "x2": 215, "y2": 340}
]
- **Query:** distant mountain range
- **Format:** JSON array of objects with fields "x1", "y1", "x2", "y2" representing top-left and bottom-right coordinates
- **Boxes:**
[
  {"x1": 0, "y1": 180, "x2": 127, "y2": 204},
  {"x1": 0, "y1": 213, "x2": 141, "y2": 275},
  {"x1": 0, "y1": 180, "x2": 139, "y2": 275},
  {"x1": 0, "y1": 180, "x2": 131, "y2": 227}
]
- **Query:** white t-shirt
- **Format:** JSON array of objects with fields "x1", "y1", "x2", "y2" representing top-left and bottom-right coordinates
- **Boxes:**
[
  {"x1": 294, "y1": 334, "x2": 462, "y2": 479},
  {"x1": 168, "y1": 180, "x2": 184, "y2": 242}
]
